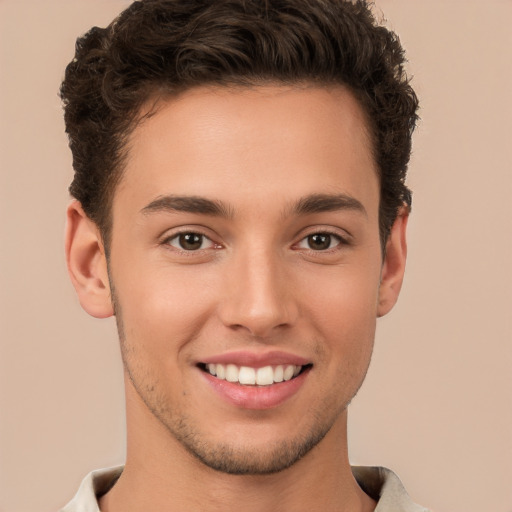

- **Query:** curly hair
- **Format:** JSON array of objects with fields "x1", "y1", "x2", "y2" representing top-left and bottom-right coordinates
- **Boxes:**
[{"x1": 60, "y1": 0, "x2": 419, "y2": 250}]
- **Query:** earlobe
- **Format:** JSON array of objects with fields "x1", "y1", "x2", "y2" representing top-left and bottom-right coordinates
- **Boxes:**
[
  {"x1": 377, "y1": 209, "x2": 408, "y2": 318},
  {"x1": 65, "y1": 201, "x2": 114, "y2": 319}
]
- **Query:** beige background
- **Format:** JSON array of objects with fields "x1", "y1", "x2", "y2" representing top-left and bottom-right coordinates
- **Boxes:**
[{"x1": 1, "y1": 1, "x2": 511, "y2": 511}]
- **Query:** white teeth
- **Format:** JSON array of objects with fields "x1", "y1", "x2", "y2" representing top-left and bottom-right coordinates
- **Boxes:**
[
  {"x1": 204, "y1": 363, "x2": 304, "y2": 385},
  {"x1": 256, "y1": 366, "x2": 274, "y2": 386},
  {"x1": 239, "y1": 366, "x2": 256, "y2": 385},
  {"x1": 216, "y1": 364, "x2": 226, "y2": 379},
  {"x1": 225, "y1": 364, "x2": 238, "y2": 383},
  {"x1": 273, "y1": 365, "x2": 284, "y2": 382},
  {"x1": 283, "y1": 365, "x2": 295, "y2": 381}
]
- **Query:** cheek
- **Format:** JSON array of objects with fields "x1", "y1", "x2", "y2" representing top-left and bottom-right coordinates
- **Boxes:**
[
  {"x1": 111, "y1": 258, "x2": 218, "y2": 357},
  {"x1": 299, "y1": 261, "x2": 381, "y2": 364},
  {"x1": 300, "y1": 260, "x2": 381, "y2": 326}
]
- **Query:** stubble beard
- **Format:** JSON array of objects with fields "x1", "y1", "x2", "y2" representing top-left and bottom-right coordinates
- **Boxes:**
[
  {"x1": 111, "y1": 288, "x2": 365, "y2": 476},
  {"x1": 166, "y1": 408, "x2": 333, "y2": 475},
  {"x1": 120, "y1": 333, "x2": 337, "y2": 475}
]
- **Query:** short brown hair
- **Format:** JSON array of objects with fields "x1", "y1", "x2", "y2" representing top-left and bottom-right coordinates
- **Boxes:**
[{"x1": 60, "y1": 0, "x2": 419, "y2": 250}]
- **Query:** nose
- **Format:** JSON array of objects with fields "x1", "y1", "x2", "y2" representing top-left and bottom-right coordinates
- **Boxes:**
[{"x1": 217, "y1": 246, "x2": 298, "y2": 338}]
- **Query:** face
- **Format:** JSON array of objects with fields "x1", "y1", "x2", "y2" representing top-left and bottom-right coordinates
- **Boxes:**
[{"x1": 96, "y1": 85, "x2": 401, "y2": 474}]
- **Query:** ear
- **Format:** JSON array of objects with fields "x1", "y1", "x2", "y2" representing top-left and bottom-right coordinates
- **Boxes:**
[
  {"x1": 377, "y1": 209, "x2": 408, "y2": 317},
  {"x1": 65, "y1": 200, "x2": 114, "y2": 318}
]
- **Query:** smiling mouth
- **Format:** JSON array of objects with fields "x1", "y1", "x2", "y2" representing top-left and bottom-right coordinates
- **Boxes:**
[{"x1": 199, "y1": 363, "x2": 312, "y2": 386}]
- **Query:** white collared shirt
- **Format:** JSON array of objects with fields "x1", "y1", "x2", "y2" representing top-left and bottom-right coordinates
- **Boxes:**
[{"x1": 61, "y1": 465, "x2": 430, "y2": 512}]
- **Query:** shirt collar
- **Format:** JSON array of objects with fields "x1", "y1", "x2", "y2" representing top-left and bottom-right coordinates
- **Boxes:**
[{"x1": 62, "y1": 465, "x2": 428, "y2": 512}]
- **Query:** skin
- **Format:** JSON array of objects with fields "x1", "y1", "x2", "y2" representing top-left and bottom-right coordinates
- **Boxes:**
[{"x1": 66, "y1": 84, "x2": 408, "y2": 512}]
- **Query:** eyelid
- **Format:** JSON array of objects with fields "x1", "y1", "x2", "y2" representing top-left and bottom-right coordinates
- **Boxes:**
[
  {"x1": 296, "y1": 233, "x2": 342, "y2": 249},
  {"x1": 294, "y1": 226, "x2": 352, "y2": 244},
  {"x1": 167, "y1": 233, "x2": 215, "y2": 250},
  {"x1": 160, "y1": 226, "x2": 222, "y2": 251}
]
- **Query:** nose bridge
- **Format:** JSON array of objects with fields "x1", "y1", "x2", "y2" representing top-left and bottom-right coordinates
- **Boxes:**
[{"x1": 219, "y1": 242, "x2": 296, "y2": 337}]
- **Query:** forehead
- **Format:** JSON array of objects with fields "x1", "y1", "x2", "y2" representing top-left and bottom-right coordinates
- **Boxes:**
[{"x1": 115, "y1": 84, "x2": 378, "y2": 220}]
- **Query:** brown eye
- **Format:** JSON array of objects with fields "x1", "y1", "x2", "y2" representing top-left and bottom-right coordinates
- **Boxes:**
[
  {"x1": 307, "y1": 233, "x2": 332, "y2": 250},
  {"x1": 296, "y1": 232, "x2": 343, "y2": 251},
  {"x1": 179, "y1": 233, "x2": 203, "y2": 250},
  {"x1": 167, "y1": 232, "x2": 213, "y2": 251}
]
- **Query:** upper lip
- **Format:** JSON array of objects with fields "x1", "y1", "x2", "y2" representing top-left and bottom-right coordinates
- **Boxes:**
[{"x1": 199, "y1": 350, "x2": 310, "y2": 367}]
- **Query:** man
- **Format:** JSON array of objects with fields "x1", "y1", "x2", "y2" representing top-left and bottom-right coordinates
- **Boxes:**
[{"x1": 60, "y1": 0, "x2": 425, "y2": 510}]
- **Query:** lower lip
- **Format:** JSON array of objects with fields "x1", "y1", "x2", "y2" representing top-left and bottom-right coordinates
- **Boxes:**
[{"x1": 201, "y1": 367, "x2": 310, "y2": 410}]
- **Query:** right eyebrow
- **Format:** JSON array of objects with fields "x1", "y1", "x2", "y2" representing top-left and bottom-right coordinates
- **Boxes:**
[
  {"x1": 140, "y1": 195, "x2": 233, "y2": 218},
  {"x1": 290, "y1": 193, "x2": 367, "y2": 218}
]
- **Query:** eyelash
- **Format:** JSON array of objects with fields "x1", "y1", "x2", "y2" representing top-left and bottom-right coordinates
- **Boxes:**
[
  {"x1": 162, "y1": 230, "x2": 220, "y2": 252},
  {"x1": 294, "y1": 230, "x2": 349, "y2": 252},
  {"x1": 161, "y1": 228, "x2": 350, "y2": 255}
]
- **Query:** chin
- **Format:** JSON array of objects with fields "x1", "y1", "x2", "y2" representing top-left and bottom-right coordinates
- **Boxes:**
[{"x1": 175, "y1": 426, "x2": 331, "y2": 475}]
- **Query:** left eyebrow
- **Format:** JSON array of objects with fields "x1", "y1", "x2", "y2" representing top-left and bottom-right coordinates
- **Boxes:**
[
  {"x1": 290, "y1": 193, "x2": 367, "y2": 218},
  {"x1": 141, "y1": 195, "x2": 233, "y2": 218}
]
